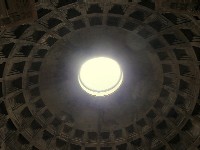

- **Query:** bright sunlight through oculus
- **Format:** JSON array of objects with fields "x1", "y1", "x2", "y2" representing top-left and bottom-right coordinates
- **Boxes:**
[{"x1": 78, "y1": 57, "x2": 123, "y2": 97}]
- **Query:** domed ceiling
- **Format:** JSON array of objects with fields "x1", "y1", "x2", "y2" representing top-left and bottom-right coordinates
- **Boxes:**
[{"x1": 0, "y1": 0, "x2": 200, "y2": 150}]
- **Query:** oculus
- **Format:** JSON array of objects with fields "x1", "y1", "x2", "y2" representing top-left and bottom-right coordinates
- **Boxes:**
[{"x1": 78, "y1": 57, "x2": 123, "y2": 97}]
